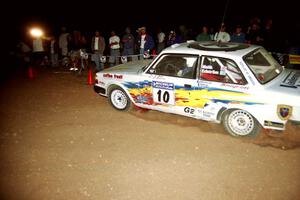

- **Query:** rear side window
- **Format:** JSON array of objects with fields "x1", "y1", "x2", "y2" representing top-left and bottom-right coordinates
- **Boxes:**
[{"x1": 199, "y1": 56, "x2": 247, "y2": 85}]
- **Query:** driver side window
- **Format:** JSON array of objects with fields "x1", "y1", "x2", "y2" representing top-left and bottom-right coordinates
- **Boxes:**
[{"x1": 147, "y1": 54, "x2": 198, "y2": 79}]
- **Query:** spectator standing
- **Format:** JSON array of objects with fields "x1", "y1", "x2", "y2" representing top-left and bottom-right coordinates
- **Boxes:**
[
  {"x1": 214, "y1": 25, "x2": 230, "y2": 42},
  {"x1": 179, "y1": 25, "x2": 189, "y2": 42},
  {"x1": 122, "y1": 27, "x2": 135, "y2": 60},
  {"x1": 109, "y1": 31, "x2": 121, "y2": 66},
  {"x1": 209, "y1": 27, "x2": 215, "y2": 41},
  {"x1": 31, "y1": 35, "x2": 45, "y2": 67},
  {"x1": 49, "y1": 36, "x2": 59, "y2": 67},
  {"x1": 91, "y1": 31, "x2": 105, "y2": 71},
  {"x1": 166, "y1": 30, "x2": 183, "y2": 47},
  {"x1": 58, "y1": 27, "x2": 70, "y2": 65},
  {"x1": 196, "y1": 26, "x2": 211, "y2": 41},
  {"x1": 156, "y1": 28, "x2": 165, "y2": 54},
  {"x1": 246, "y1": 23, "x2": 263, "y2": 45},
  {"x1": 230, "y1": 25, "x2": 246, "y2": 43},
  {"x1": 137, "y1": 27, "x2": 154, "y2": 59}
]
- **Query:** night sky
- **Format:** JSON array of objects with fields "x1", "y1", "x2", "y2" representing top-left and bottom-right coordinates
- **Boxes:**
[{"x1": 4, "y1": 0, "x2": 300, "y2": 50}]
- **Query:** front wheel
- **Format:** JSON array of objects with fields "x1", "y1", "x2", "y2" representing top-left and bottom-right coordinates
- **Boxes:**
[
  {"x1": 222, "y1": 109, "x2": 261, "y2": 137},
  {"x1": 108, "y1": 86, "x2": 132, "y2": 111}
]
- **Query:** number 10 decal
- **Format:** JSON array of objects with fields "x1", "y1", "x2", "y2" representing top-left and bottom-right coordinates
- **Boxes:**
[
  {"x1": 152, "y1": 81, "x2": 175, "y2": 105},
  {"x1": 157, "y1": 89, "x2": 170, "y2": 103},
  {"x1": 153, "y1": 88, "x2": 175, "y2": 105}
]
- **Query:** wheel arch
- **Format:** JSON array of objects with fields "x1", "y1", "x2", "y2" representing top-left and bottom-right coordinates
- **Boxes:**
[
  {"x1": 216, "y1": 107, "x2": 227, "y2": 122},
  {"x1": 107, "y1": 83, "x2": 136, "y2": 105}
]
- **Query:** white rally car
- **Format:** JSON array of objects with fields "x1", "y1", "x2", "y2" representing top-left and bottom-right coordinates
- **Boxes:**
[{"x1": 94, "y1": 41, "x2": 300, "y2": 137}]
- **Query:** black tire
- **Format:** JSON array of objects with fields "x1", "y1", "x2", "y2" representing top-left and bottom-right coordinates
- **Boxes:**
[
  {"x1": 222, "y1": 109, "x2": 261, "y2": 137},
  {"x1": 108, "y1": 86, "x2": 132, "y2": 111}
]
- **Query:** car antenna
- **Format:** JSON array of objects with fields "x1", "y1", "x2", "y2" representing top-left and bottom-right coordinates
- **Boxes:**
[
  {"x1": 221, "y1": 0, "x2": 230, "y2": 27},
  {"x1": 217, "y1": 0, "x2": 230, "y2": 47}
]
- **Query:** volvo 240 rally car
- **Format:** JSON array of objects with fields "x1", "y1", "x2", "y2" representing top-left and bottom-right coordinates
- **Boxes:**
[{"x1": 94, "y1": 41, "x2": 300, "y2": 137}]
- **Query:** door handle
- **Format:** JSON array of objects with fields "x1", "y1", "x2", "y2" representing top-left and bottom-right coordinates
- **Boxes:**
[{"x1": 184, "y1": 84, "x2": 192, "y2": 88}]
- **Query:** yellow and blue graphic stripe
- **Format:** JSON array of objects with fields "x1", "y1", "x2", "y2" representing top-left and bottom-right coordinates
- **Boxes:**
[{"x1": 124, "y1": 81, "x2": 262, "y2": 107}]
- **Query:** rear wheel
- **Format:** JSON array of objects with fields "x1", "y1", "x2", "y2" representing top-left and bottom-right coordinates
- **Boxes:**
[
  {"x1": 222, "y1": 109, "x2": 261, "y2": 137},
  {"x1": 108, "y1": 86, "x2": 132, "y2": 111}
]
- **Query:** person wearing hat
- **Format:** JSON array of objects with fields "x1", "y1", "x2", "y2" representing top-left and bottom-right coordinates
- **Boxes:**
[{"x1": 136, "y1": 26, "x2": 154, "y2": 59}]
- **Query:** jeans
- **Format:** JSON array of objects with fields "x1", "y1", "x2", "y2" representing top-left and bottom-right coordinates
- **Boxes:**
[
  {"x1": 109, "y1": 49, "x2": 120, "y2": 66},
  {"x1": 123, "y1": 48, "x2": 134, "y2": 56},
  {"x1": 139, "y1": 48, "x2": 145, "y2": 60},
  {"x1": 122, "y1": 48, "x2": 134, "y2": 62},
  {"x1": 93, "y1": 52, "x2": 104, "y2": 71}
]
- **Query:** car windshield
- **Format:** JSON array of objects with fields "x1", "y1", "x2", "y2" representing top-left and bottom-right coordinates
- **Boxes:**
[{"x1": 243, "y1": 48, "x2": 283, "y2": 84}]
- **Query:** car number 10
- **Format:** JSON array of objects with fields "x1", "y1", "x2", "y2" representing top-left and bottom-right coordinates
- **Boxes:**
[{"x1": 153, "y1": 88, "x2": 175, "y2": 105}]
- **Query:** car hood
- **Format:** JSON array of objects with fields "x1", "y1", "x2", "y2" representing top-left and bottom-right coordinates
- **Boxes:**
[
  {"x1": 264, "y1": 68, "x2": 300, "y2": 105},
  {"x1": 100, "y1": 59, "x2": 153, "y2": 75}
]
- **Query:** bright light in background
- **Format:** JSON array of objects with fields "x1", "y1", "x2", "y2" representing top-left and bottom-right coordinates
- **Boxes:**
[{"x1": 30, "y1": 28, "x2": 43, "y2": 38}]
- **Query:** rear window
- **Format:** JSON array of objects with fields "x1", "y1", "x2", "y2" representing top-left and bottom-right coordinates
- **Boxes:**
[{"x1": 243, "y1": 48, "x2": 283, "y2": 84}]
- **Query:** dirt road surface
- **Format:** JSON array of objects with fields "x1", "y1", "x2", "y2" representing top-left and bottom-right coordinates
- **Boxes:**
[{"x1": 1, "y1": 67, "x2": 300, "y2": 200}]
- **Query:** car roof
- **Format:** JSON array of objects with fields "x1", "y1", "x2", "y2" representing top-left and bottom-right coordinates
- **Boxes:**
[{"x1": 162, "y1": 41, "x2": 260, "y2": 57}]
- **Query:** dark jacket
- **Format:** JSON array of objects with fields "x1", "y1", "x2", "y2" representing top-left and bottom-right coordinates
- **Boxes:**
[
  {"x1": 137, "y1": 34, "x2": 154, "y2": 51},
  {"x1": 91, "y1": 36, "x2": 105, "y2": 54}
]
